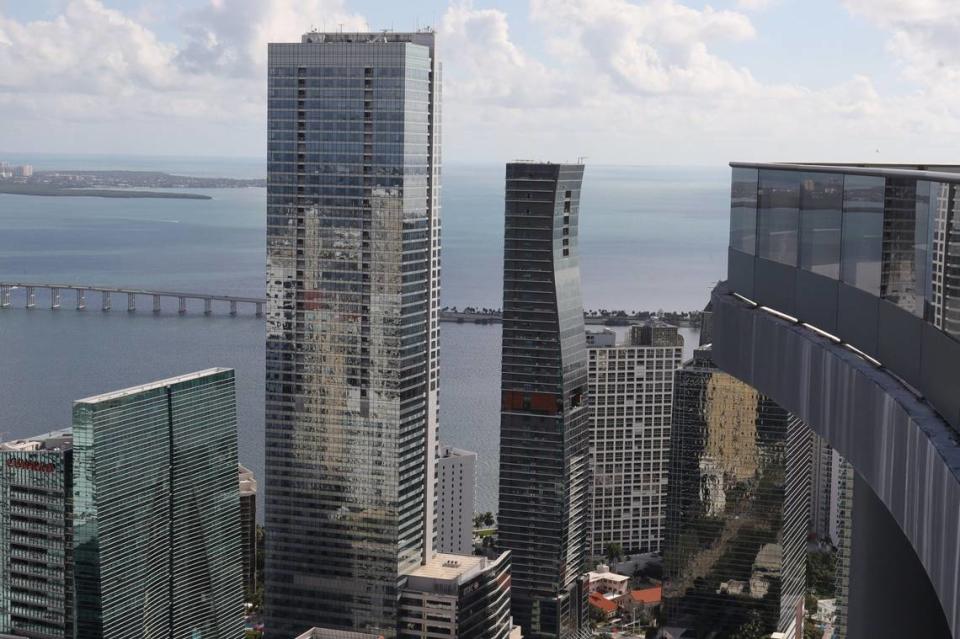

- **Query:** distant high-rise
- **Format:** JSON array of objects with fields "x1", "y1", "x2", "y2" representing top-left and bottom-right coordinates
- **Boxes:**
[
  {"x1": 588, "y1": 323, "x2": 684, "y2": 557},
  {"x1": 663, "y1": 347, "x2": 808, "y2": 639},
  {"x1": 498, "y1": 161, "x2": 590, "y2": 638},
  {"x1": 265, "y1": 30, "x2": 441, "y2": 637},
  {"x1": 0, "y1": 429, "x2": 74, "y2": 639},
  {"x1": 436, "y1": 444, "x2": 476, "y2": 556},
  {"x1": 239, "y1": 464, "x2": 258, "y2": 595},
  {"x1": 808, "y1": 434, "x2": 841, "y2": 546},
  {"x1": 72, "y1": 369, "x2": 244, "y2": 639}
]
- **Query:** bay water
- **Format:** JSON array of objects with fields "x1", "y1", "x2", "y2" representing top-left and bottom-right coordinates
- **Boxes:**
[{"x1": 0, "y1": 156, "x2": 728, "y2": 512}]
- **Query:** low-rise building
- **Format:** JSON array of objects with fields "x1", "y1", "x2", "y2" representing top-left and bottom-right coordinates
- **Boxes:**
[
  {"x1": 399, "y1": 552, "x2": 513, "y2": 639},
  {"x1": 586, "y1": 563, "x2": 630, "y2": 597},
  {"x1": 588, "y1": 592, "x2": 618, "y2": 621}
]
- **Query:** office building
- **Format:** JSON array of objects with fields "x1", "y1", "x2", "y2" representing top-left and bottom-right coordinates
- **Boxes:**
[
  {"x1": 239, "y1": 464, "x2": 258, "y2": 595},
  {"x1": 72, "y1": 369, "x2": 244, "y2": 639},
  {"x1": 265, "y1": 30, "x2": 441, "y2": 637},
  {"x1": 663, "y1": 347, "x2": 808, "y2": 639},
  {"x1": 399, "y1": 552, "x2": 513, "y2": 639},
  {"x1": 498, "y1": 161, "x2": 590, "y2": 638},
  {"x1": 588, "y1": 323, "x2": 684, "y2": 557},
  {"x1": 436, "y1": 444, "x2": 476, "y2": 556},
  {"x1": 0, "y1": 430, "x2": 73, "y2": 639},
  {"x1": 717, "y1": 162, "x2": 960, "y2": 638}
]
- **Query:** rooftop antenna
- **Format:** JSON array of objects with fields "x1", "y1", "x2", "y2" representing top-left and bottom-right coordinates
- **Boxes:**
[{"x1": 578, "y1": 156, "x2": 588, "y2": 165}]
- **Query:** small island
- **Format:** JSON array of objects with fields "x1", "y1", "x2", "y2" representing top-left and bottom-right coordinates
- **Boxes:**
[{"x1": 0, "y1": 168, "x2": 265, "y2": 200}]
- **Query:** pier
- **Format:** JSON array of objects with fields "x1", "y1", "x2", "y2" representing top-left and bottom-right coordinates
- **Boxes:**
[{"x1": 0, "y1": 283, "x2": 264, "y2": 317}]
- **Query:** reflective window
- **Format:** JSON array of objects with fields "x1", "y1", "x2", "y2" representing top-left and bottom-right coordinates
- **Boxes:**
[
  {"x1": 757, "y1": 170, "x2": 800, "y2": 266},
  {"x1": 730, "y1": 168, "x2": 758, "y2": 255},
  {"x1": 881, "y1": 178, "x2": 924, "y2": 315},
  {"x1": 925, "y1": 183, "x2": 960, "y2": 338},
  {"x1": 841, "y1": 175, "x2": 884, "y2": 295},
  {"x1": 799, "y1": 172, "x2": 842, "y2": 278}
]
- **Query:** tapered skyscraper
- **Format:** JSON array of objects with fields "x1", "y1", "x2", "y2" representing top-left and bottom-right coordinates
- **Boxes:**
[
  {"x1": 265, "y1": 31, "x2": 441, "y2": 638},
  {"x1": 498, "y1": 162, "x2": 590, "y2": 639}
]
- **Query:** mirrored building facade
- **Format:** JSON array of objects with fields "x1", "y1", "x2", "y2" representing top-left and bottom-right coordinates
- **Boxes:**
[
  {"x1": 663, "y1": 347, "x2": 808, "y2": 639},
  {"x1": 71, "y1": 369, "x2": 243, "y2": 639},
  {"x1": 498, "y1": 162, "x2": 590, "y2": 639},
  {"x1": 720, "y1": 162, "x2": 960, "y2": 638},
  {"x1": 265, "y1": 31, "x2": 441, "y2": 638}
]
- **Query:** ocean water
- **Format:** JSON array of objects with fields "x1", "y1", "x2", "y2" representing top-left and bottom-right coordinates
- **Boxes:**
[{"x1": 0, "y1": 155, "x2": 727, "y2": 513}]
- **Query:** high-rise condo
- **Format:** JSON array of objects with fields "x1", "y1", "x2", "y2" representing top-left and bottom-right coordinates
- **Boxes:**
[
  {"x1": 265, "y1": 30, "x2": 441, "y2": 637},
  {"x1": 498, "y1": 162, "x2": 590, "y2": 639}
]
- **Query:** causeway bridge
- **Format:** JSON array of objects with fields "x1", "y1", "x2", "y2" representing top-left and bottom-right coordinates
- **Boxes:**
[{"x1": 0, "y1": 282, "x2": 264, "y2": 317}]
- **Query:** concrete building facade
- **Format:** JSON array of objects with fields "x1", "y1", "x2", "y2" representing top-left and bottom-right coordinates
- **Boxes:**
[
  {"x1": 588, "y1": 323, "x2": 683, "y2": 557},
  {"x1": 399, "y1": 552, "x2": 513, "y2": 639},
  {"x1": 0, "y1": 430, "x2": 73, "y2": 639},
  {"x1": 436, "y1": 445, "x2": 475, "y2": 556}
]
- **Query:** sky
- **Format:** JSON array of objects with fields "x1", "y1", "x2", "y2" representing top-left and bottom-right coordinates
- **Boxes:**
[{"x1": 1, "y1": 0, "x2": 959, "y2": 165}]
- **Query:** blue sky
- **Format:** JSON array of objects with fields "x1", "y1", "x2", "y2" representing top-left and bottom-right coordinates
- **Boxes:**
[{"x1": 0, "y1": 0, "x2": 957, "y2": 164}]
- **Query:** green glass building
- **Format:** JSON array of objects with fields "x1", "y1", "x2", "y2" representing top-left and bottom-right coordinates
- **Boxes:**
[{"x1": 72, "y1": 368, "x2": 244, "y2": 639}]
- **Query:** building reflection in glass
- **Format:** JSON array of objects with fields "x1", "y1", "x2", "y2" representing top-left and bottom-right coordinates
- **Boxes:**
[{"x1": 663, "y1": 347, "x2": 808, "y2": 639}]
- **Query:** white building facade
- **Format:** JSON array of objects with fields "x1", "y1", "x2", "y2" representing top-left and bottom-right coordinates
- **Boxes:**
[
  {"x1": 588, "y1": 323, "x2": 684, "y2": 556},
  {"x1": 436, "y1": 444, "x2": 476, "y2": 556}
]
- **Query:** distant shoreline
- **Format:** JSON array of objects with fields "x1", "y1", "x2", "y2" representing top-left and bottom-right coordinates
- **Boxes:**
[
  {"x1": 0, "y1": 185, "x2": 212, "y2": 200},
  {"x1": 440, "y1": 309, "x2": 701, "y2": 328}
]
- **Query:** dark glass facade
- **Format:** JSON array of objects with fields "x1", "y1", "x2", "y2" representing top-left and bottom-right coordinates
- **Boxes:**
[
  {"x1": 498, "y1": 162, "x2": 589, "y2": 639},
  {"x1": 72, "y1": 369, "x2": 243, "y2": 639},
  {"x1": 265, "y1": 31, "x2": 441, "y2": 638},
  {"x1": 663, "y1": 347, "x2": 808, "y2": 638}
]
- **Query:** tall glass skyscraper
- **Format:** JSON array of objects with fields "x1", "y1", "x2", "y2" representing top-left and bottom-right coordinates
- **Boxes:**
[
  {"x1": 265, "y1": 31, "x2": 441, "y2": 638},
  {"x1": 497, "y1": 162, "x2": 590, "y2": 639},
  {"x1": 71, "y1": 368, "x2": 243, "y2": 639}
]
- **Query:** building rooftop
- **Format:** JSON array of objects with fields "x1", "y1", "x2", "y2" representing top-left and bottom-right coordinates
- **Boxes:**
[
  {"x1": 405, "y1": 553, "x2": 485, "y2": 582},
  {"x1": 588, "y1": 591, "x2": 618, "y2": 614},
  {"x1": 0, "y1": 428, "x2": 73, "y2": 452},
  {"x1": 438, "y1": 444, "x2": 477, "y2": 459},
  {"x1": 74, "y1": 368, "x2": 232, "y2": 404},
  {"x1": 294, "y1": 629, "x2": 384, "y2": 639},
  {"x1": 730, "y1": 161, "x2": 960, "y2": 183},
  {"x1": 587, "y1": 564, "x2": 629, "y2": 583},
  {"x1": 630, "y1": 585, "x2": 663, "y2": 605},
  {"x1": 299, "y1": 30, "x2": 434, "y2": 45},
  {"x1": 239, "y1": 464, "x2": 257, "y2": 496}
]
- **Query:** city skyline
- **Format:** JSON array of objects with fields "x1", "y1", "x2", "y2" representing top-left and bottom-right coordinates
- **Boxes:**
[{"x1": 2, "y1": 1, "x2": 960, "y2": 165}]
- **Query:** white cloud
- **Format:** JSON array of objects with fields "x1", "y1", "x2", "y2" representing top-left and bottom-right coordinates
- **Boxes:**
[
  {"x1": 177, "y1": 0, "x2": 367, "y2": 76},
  {"x1": 735, "y1": 0, "x2": 775, "y2": 11},
  {"x1": 439, "y1": 2, "x2": 571, "y2": 107},
  {"x1": 842, "y1": 0, "x2": 960, "y2": 88},
  {"x1": 2, "y1": 0, "x2": 960, "y2": 163},
  {"x1": 530, "y1": 0, "x2": 756, "y2": 95}
]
